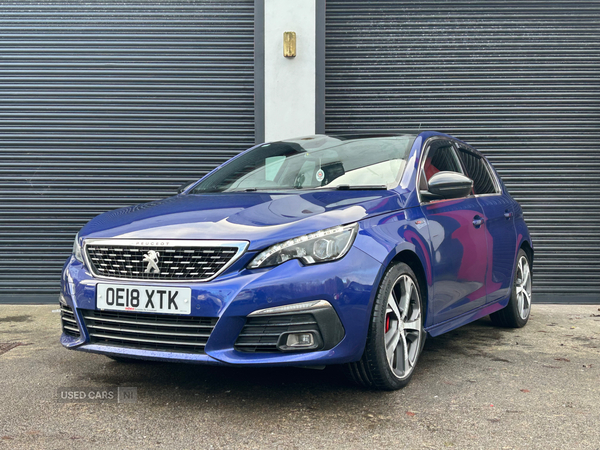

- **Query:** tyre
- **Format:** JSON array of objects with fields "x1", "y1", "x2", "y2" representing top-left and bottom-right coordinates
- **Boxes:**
[
  {"x1": 345, "y1": 262, "x2": 425, "y2": 390},
  {"x1": 490, "y1": 248, "x2": 532, "y2": 328}
]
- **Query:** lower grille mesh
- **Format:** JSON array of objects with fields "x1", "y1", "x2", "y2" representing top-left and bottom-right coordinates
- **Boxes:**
[
  {"x1": 60, "y1": 304, "x2": 81, "y2": 338},
  {"x1": 235, "y1": 313, "x2": 320, "y2": 353},
  {"x1": 82, "y1": 309, "x2": 217, "y2": 354}
]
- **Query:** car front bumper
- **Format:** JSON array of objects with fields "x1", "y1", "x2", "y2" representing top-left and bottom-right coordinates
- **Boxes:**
[{"x1": 60, "y1": 245, "x2": 382, "y2": 367}]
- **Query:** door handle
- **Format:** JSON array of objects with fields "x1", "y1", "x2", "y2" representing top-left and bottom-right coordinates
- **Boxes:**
[
  {"x1": 504, "y1": 210, "x2": 513, "y2": 220},
  {"x1": 473, "y1": 216, "x2": 484, "y2": 228}
]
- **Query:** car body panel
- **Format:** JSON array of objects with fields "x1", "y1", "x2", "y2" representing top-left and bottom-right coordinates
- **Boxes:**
[
  {"x1": 350, "y1": 205, "x2": 435, "y2": 328},
  {"x1": 477, "y1": 192, "x2": 518, "y2": 304},
  {"x1": 60, "y1": 131, "x2": 532, "y2": 367},
  {"x1": 421, "y1": 197, "x2": 489, "y2": 324},
  {"x1": 61, "y1": 242, "x2": 384, "y2": 366},
  {"x1": 79, "y1": 189, "x2": 410, "y2": 252}
]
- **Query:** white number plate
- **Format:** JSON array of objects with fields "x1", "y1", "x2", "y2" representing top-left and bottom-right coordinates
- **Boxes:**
[{"x1": 96, "y1": 283, "x2": 192, "y2": 315}]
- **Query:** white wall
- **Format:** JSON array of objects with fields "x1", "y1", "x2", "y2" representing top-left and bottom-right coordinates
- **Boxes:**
[{"x1": 264, "y1": 0, "x2": 316, "y2": 142}]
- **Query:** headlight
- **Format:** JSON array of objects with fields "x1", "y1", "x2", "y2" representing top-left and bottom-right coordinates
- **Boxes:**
[
  {"x1": 248, "y1": 223, "x2": 358, "y2": 269},
  {"x1": 72, "y1": 232, "x2": 84, "y2": 262}
]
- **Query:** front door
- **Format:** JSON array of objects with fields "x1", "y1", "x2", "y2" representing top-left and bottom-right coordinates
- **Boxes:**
[{"x1": 419, "y1": 139, "x2": 489, "y2": 324}]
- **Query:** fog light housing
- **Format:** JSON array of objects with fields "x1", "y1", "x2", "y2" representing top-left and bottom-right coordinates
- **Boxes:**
[
  {"x1": 277, "y1": 331, "x2": 321, "y2": 352},
  {"x1": 235, "y1": 300, "x2": 345, "y2": 353},
  {"x1": 286, "y1": 333, "x2": 314, "y2": 348}
]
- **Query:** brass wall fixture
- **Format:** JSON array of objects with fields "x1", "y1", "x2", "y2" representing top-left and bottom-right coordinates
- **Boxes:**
[{"x1": 283, "y1": 31, "x2": 296, "y2": 57}]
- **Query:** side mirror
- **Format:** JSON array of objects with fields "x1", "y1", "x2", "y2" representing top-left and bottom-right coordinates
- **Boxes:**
[
  {"x1": 420, "y1": 171, "x2": 473, "y2": 201},
  {"x1": 177, "y1": 181, "x2": 197, "y2": 194}
]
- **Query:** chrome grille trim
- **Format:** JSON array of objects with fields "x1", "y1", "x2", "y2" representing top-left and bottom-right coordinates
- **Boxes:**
[
  {"x1": 80, "y1": 314, "x2": 213, "y2": 330},
  {"x1": 85, "y1": 323, "x2": 211, "y2": 339},
  {"x1": 88, "y1": 333, "x2": 207, "y2": 348},
  {"x1": 83, "y1": 239, "x2": 248, "y2": 282},
  {"x1": 82, "y1": 309, "x2": 217, "y2": 354},
  {"x1": 60, "y1": 304, "x2": 81, "y2": 338}
]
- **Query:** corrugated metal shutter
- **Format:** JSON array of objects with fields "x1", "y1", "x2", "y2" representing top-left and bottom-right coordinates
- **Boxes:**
[
  {"x1": 325, "y1": 0, "x2": 600, "y2": 303},
  {"x1": 0, "y1": 1, "x2": 255, "y2": 302}
]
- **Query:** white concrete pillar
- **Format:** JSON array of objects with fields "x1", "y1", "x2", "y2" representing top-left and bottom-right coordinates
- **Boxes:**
[{"x1": 263, "y1": 0, "x2": 316, "y2": 142}]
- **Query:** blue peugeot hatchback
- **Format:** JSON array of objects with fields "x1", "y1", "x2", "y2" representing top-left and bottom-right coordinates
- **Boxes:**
[{"x1": 60, "y1": 132, "x2": 533, "y2": 390}]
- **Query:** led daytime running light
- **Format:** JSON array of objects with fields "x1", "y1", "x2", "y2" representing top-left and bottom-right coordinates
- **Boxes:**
[{"x1": 249, "y1": 300, "x2": 331, "y2": 316}]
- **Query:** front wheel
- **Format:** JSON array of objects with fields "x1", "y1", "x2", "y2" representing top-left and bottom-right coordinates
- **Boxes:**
[
  {"x1": 345, "y1": 262, "x2": 425, "y2": 390},
  {"x1": 490, "y1": 248, "x2": 532, "y2": 328}
]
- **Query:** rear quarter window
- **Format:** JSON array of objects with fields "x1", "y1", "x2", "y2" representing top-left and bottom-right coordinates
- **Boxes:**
[{"x1": 457, "y1": 148, "x2": 498, "y2": 195}]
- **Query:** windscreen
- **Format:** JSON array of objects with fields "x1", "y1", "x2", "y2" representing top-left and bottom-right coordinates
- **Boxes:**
[{"x1": 190, "y1": 135, "x2": 416, "y2": 193}]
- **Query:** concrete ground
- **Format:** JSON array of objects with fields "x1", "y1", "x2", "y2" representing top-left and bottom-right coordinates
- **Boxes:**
[{"x1": 0, "y1": 304, "x2": 598, "y2": 450}]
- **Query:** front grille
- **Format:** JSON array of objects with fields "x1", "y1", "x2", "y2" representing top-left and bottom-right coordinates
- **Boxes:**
[
  {"x1": 235, "y1": 313, "x2": 321, "y2": 353},
  {"x1": 60, "y1": 304, "x2": 81, "y2": 338},
  {"x1": 82, "y1": 309, "x2": 217, "y2": 354},
  {"x1": 84, "y1": 240, "x2": 246, "y2": 281}
]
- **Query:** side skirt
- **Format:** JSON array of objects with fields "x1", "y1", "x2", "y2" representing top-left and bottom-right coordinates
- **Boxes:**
[{"x1": 425, "y1": 297, "x2": 509, "y2": 337}]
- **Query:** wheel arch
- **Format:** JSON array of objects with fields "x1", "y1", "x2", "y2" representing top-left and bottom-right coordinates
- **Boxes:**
[
  {"x1": 520, "y1": 239, "x2": 534, "y2": 267},
  {"x1": 353, "y1": 216, "x2": 435, "y2": 336},
  {"x1": 387, "y1": 249, "x2": 431, "y2": 327}
]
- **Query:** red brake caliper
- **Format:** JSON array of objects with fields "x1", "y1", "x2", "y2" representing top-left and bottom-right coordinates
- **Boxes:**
[{"x1": 385, "y1": 314, "x2": 391, "y2": 333}]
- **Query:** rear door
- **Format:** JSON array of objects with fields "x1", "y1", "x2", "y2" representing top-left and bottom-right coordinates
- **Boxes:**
[
  {"x1": 455, "y1": 144, "x2": 517, "y2": 304},
  {"x1": 419, "y1": 139, "x2": 489, "y2": 324}
]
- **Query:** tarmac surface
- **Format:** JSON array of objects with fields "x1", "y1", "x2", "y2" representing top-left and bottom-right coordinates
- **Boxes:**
[{"x1": 0, "y1": 304, "x2": 599, "y2": 449}]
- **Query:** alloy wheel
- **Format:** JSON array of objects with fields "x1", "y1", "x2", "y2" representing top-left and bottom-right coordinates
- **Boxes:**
[
  {"x1": 384, "y1": 274, "x2": 422, "y2": 380},
  {"x1": 516, "y1": 256, "x2": 532, "y2": 320}
]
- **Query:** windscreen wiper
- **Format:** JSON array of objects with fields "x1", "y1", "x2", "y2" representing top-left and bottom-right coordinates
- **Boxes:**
[{"x1": 334, "y1": 184, "x2": 388, "y2": 190}]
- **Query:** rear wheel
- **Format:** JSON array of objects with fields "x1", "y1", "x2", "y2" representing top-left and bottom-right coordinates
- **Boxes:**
[
  {"x1": 490, "y1": 248, "x2": 532, "y2": 328},
  {"x1": 345, "y1": 262, "x2": 425, "y2": 390}
]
